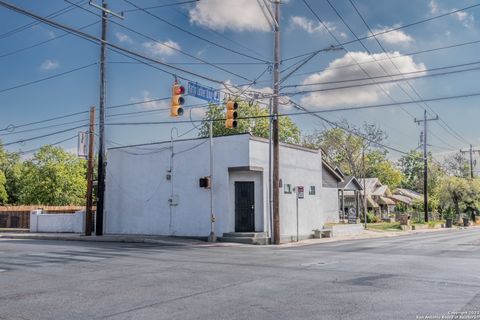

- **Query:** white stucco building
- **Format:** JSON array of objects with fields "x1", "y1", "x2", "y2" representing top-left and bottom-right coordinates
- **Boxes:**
[{"x1": 104, "y1": 134, "x2": 340, "y2": 242}]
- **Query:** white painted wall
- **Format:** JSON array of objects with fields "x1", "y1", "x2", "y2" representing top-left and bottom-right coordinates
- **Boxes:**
[
  {"x1": 105, "y1": 135, "x2": 251, "y2": 237},
  {"x1": 249, "y1": 138, "x2": 333, "y2": 240},
  {"x1": 30, "y1": 210, "x2": 85, "y2": 233},
  {"x1": 105, "y1": 134, "x2": 340, "y2": 241},
  {"x1": 321, "y1": 188, "x2": 340, "y2": 224}
]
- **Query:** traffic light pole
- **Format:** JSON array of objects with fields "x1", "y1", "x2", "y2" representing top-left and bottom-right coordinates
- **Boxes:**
[
  {"x1": 208, "y1": 120, "x2": 216, "y2": 242},
  {"x1": 272, "y1": 0, "x2": 281, "y2": 245}
]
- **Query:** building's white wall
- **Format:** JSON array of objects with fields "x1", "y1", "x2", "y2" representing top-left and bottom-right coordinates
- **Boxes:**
[
  {"x1": 321, "y1": 188, "x2": 340, "y2": 224},
  {"x1": 105, "y1": 135, "x2": 251, "y2": 237},
  {"x1": 249, "y1": 139, "x2": 326, "y2": 240},
  {"x1": 30, "y1": 211, "x2": 84, "y2": 233},
  {"x1": 105, "y1": 134, "x2": 338, "y2": 240}
]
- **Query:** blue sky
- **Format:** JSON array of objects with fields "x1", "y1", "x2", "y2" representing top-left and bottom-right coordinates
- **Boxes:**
[{"x1": 1, "y1": 0, "x2": 480, "y2": 160}]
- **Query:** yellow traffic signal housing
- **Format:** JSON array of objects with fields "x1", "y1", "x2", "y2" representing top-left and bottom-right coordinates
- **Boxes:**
[
  {"x1": 171, "y1": 84, "x2": 185, "y2": 117},
  {"x1": 225, "y1": 100, "x2": 238, "y2": 129}
]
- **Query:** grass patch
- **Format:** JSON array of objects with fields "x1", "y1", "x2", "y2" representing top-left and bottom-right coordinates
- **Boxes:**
[{"x1": 367, "y1": 222, "x2": 402, "y2": 231}]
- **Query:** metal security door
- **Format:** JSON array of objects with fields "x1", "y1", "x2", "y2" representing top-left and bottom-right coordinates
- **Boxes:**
[{"x1": 235, "y1": 181, "x2": 255, "y2": 232}]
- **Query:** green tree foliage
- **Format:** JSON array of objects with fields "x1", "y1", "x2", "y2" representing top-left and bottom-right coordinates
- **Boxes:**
[
  {"x1": 365, "y1": 150, "x2": 404, "y2": 189},
  {"x1": 198, "y1": 101, "x2": 301, "y2": 144},
  {"x1": 436, "y1": 176, "x2": 480, "y2": 218},
  {"x1": 302, "y1": 120, "x2": 388, "y2": 178},
  {"x1": 17, "y1": 146, "x2": 87, "y2": 205},
  {"x1": 0, "y1": 146, "x2": 22, "y2": 204},
  {"x1": 398, "y1": 150, "x2": 445, "y2": 194},
  {"x1": 443, "y1": 152, "x2": 470, "y2": 178}
]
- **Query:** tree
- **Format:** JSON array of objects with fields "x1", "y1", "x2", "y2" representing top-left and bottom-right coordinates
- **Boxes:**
[
  {"x1": 17, "y1": 146, "x2": 87, "y2": 205},
  {"x1": 198, "y1": 101, "x2": 301, "y2": 144},
  {"x1": 302, "y1": 120, "x2": 388, "y2": 177},
  {"x1": 0, "y1": 146, "x2": 22, "y2": 204},
  {"x1": 436, "y1": 176, "x2": 474, "y2": 219},
  {"x1": 443, "y1": 152, "x2": 470, "y2": 178},
  {"x1": 0, "y1": 142, "x2": 11, "y2": 204},
  {"x1": 398, "y1": 150, "x2": 423, "y2": 191},
  {"x1": 365, "y1": 150, "x2": 404, "y2": 189}
]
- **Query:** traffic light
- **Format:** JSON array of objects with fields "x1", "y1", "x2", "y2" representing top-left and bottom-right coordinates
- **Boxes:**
[
  {"x1": 171, "y1": 83, "x2": 185, "y2": 117},
  {"x1": 225, "y1": 100, "x2": 238, "y2": 129}
]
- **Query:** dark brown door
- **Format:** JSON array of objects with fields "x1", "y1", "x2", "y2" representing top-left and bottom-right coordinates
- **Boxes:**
[{"x1": 235, "y1": 181, "x2": 255, "y2": 232}]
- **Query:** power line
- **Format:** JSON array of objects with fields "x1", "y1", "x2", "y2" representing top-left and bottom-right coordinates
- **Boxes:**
[
  {"x1": 0, "y1": 62, "x2": 98, "y2": 94},
  {"x1": 64, "y1": 0, "x2": 254, "y2": 82},
  {"x1": 121, "y1": 0, "x2": 271, "y2": 64},
  {"x1": 282, "y1": 63, "x2": 480, "y2": 96},
  {"x1": 0, "y1": 0, "x2": 87, "y2": 40},
  {"x1": 1, "y1": 125, "x2": 87, "y2": 147},
  {"x1": 18, "y1": 134, "x2": 78, "y2": 155},
  {"x1": 347, "y1": 0, "x2": 470, "y2": 146},
  {"x1": 120, "y1": 0, "x2": 199, "y2": 13},
  {"x1": 0, "y1": 110, "x2": 89, "y2": 133},
  {"x1": 282, "y1": 59, "x2": 480, "y2": 88},
  {"x1": 0, "y1": 21, "x2": 99, "y2": 59},
  {"x1": 282, "y1": 1, "x2": 480, "y2": 62},
  {"x1": 0, "y1": 0, "x2": 228, "y2": 85}
]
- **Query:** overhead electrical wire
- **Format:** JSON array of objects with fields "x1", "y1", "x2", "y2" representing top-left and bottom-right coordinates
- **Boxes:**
[
  {"x1": 0, "y1": 62, "x2": 98, "y2": 94},
  {"x1": 63, "y1": 0, "x2": 254, "y2": 82},
  {"x1": 120, "y1": 0, "x2": 199, "y2": 13},
  {"x1": 18, "y1": 134, "x2": 78, "y2": 155},
  {"x1": 347, "y1": 0, "x2": 470, "y2": 146},
  {"x1": 121, "y1": 0, "x2": 271, "y2": 64},
  {"x1": 302, "y1": 0, "x2": 418, "y2": 120},
  {"x1": 0, "y1": 0, "x2": 229, "y2": 84},
  {"x1": 282, "y1": 1, "x2": 480, "y2": 62},
  {"x1": 0, "y1": 21, "x2": 99, "y2": 59},
  {"x1": 0, "y1": 0, "x2": 86, "y2": 40}
]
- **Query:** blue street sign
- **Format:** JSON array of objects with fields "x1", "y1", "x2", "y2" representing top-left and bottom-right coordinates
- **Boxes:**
[{"x1": 187, "y1": 82, "x2": 221, "y2": 104}]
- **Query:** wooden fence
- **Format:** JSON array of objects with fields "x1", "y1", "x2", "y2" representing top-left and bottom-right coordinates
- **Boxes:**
[{"x1": 0, "y1": 206, "x2": 91, "y2": 229}]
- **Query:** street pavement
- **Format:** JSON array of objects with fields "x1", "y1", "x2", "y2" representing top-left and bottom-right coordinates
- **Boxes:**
[{"x1": 0, "y1": 228, "x2": 479, "y2": 320}]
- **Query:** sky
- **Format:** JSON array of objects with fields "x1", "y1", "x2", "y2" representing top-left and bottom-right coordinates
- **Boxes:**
[{"x1": 1, "y1": 0, "x2": 480, "y2": 162}]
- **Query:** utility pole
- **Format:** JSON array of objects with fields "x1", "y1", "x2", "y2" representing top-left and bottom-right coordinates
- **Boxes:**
[
  {"x1": 460, "y1": 144, "x2": 480, "y2": 178},
  {"x1": 272, "y1": 0, "x2": 281, "y2": 245},
  {"x1": 207, "y1": 120, "x2": 216, "y2": 242},
  {"x1": 91, "y1": 1, "x2": 123, "y2": 236},
  {"x1": 362, "y1": 146, "x2": 367, "y2": 229},
  {"x1": 85, "y1": 107, "x2": 95, "y2": 236},
  {"x1": 414, "y1": 110, "x2": 438, "y2": 222}
]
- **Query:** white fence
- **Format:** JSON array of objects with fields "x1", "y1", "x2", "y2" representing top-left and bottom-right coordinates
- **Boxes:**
[{"x1": 30, "y1": 210, "x2": 85, "y2": 233}]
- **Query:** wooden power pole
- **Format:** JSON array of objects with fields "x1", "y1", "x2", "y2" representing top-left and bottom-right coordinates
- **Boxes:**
[
  {"x1": 85, "y1": 107, "x2": 95, "y2": 236},
  {"x1": 272, "y1": 0, "x2": 281, "y2": 244},
  {"x1": 414, "y1": 110, "x2": 438, "y2": 222},
  {"x1": 460, "y1": 144, "x2": 480, "y2": 179}
]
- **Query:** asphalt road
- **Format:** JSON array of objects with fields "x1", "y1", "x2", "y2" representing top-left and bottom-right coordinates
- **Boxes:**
[{"x1": 0, "y1": 229, "x2": 479, "y2": 320}]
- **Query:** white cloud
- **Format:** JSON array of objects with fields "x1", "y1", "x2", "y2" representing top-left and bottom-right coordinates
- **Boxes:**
[
  {"x1": 429, "y1": 0, "x2": 439, "y2": 14},
  {"x1": 290, "y1": 16, "x2": 346, "y2": 38},
  {"x1": 189, "y1": 0, "x2": 271, "y2": 32},
  {"x1": 454, "y1": 10, "x2": 475, "y2": 28},
  {"x1": 369, "y1": 26, "x2": 414, "y2": 45},
  {"x1": 40, "y1": 59, "x2": 59, "y2": 71},
  {"x1": 142, "y1": 40, "x2": 181, "y2": 56},
  {"x1": 299, "y1": 51, "x2": 426, "y2": 109},
  {"x1": 130, "y1": 90, "x2": 169, "y2": 110},
  {"x1": 115, "y1": 32, "x2": 133, "y2": 44},
  {"x1": 429, "y1": 0, "x2": 475, "y2": 29}
]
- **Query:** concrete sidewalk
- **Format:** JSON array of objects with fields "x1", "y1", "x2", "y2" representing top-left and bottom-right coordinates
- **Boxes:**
[{"x1": 0, "y1": 225, "x2": 476, "y2": 247}]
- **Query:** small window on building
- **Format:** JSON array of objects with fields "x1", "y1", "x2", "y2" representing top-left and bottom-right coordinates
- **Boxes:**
[
  {"x1": 309, "y1": 186, "x2": 316, "y2": 195},
  {"x1": 284, "y1": 183, "x2": 292, "y2": 194}
]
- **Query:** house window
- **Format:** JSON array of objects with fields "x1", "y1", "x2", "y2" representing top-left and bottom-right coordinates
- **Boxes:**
[
  {"x1": 309, "y1": 186, "x2": 316, "y2": 195},
  {"x1": 284, "y1": 183, "x2": 292, "y2": 194}
]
